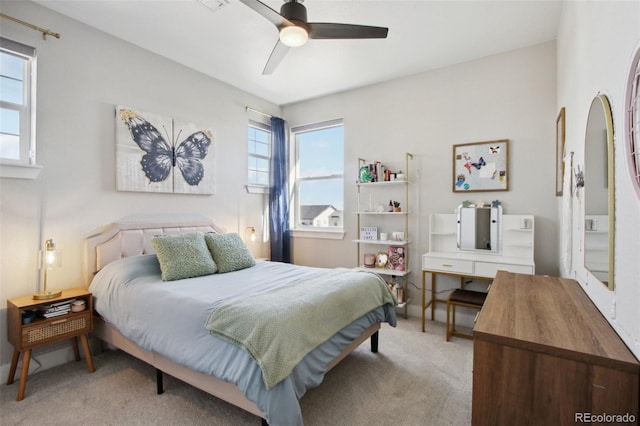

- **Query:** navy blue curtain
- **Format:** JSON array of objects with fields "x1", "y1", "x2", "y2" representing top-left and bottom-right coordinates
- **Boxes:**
[{"x1": 269, "y1": 116, "x2": 291, "y2": 263}]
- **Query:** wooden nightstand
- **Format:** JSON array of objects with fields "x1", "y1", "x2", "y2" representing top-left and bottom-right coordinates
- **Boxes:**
[{"x1": 6, "y1": 288, "x2": 95, "y2": 401}]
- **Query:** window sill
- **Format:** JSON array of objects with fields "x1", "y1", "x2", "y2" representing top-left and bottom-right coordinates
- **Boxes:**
[
  {"x1": 290, "y1": 229, "x2": 345, "y2": 240},
  {"x1": 0, "y1": 163, "x2": 43, "y2": 180},
  {"x1": 246, "y1": 184, "x2": 269, "y2": 194}
]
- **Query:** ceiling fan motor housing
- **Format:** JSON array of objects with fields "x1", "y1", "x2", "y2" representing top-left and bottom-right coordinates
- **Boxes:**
[{"x1": 280, "y1": 0, "x2": 308, "y2": 27}]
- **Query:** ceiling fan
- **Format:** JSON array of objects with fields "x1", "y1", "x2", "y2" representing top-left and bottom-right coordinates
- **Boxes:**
[{"x1": 239, "y1": 0, "x2": 388, "y2": 74}]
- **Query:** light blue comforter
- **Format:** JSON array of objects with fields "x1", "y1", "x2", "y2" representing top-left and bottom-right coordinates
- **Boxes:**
[{"x1": 89, "y1": 255, "x2": 396, "y2": 426}]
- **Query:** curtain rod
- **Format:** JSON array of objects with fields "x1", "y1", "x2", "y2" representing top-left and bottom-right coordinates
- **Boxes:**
[
  {"x1": 245, "y1": 106, "x2": 272, "y2": 118},
  {"x1": 0, "y1": 13, "x2": 61, "y2": 40}
]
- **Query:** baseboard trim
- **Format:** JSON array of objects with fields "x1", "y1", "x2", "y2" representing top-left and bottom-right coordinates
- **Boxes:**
[{"x1": 0, "y1": 345, "x2": 79, "y2": 384}]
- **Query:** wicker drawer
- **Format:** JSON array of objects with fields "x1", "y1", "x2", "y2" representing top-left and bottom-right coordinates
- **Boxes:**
[{"x1": 20, "y1": 311, "x2": 91, "y2": 348}]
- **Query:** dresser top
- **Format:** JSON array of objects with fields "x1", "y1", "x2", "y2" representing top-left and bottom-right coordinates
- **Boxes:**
[{"x1": 474, "y1": 271, "x2": 639, "y2": 372}]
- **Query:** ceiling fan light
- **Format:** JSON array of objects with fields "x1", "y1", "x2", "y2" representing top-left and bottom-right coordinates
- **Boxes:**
[{"x1": 279, "y1": 25, "x2": 308, "y2": 47}]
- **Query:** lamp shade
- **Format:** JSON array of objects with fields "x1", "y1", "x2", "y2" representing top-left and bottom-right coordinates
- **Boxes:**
[
  {"x1": 246, "y1": 226, "x2": 256, "y2": 243},
  {"x1": 33, "y1": 239, "x2": 62, "y2": 300}
]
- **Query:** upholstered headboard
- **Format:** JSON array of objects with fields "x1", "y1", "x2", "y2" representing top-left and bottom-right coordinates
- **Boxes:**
[{"x1": 82, "y1": 214, "x2": 225, "y2": 287}]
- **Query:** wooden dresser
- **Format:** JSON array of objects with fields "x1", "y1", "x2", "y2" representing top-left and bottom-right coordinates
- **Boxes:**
[{"x1": 473, "y1": 272, "x2": 639, "y2": 425}]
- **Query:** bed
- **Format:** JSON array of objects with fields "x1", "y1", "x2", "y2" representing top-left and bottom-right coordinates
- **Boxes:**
[{"x1": 83, "y1": 215, "x2": 397, "y2": 426}]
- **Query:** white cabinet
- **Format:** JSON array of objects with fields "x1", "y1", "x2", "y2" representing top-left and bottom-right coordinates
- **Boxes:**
[
  {"x1": 426, "y1": 212, "x2": 535, "y2": 274},
  {"x1": 354, "y1": 153, "x2": 413, "y2": 319},
  {"x1": 421, "y1": 212, "x2": 535, "y2": 330}
]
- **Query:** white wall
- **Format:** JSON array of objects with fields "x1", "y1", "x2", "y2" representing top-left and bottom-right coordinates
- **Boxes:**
[
  {"x1": 283, "y1": 41, "x2": 558, "y2": 319},
  {"x1": 557, "y1": 0, "x2": 640, "y2": 359},
  {"x1": 0, "y1": 1, "x2": 278, "y2": 367}
]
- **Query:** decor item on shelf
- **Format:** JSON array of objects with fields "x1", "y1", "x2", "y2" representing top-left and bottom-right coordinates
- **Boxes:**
[
  {"x1": 392, "y1": 231, "x2": 405, "y2": 241},
  {"x1": 393, "y1": 201, "x2": 401, "y2": 212},
  {"x1": 452, "y1": 139, "x2": 509, "y2": 192},
  {"x1": 388, "y1": 200, "x2": 393, "y2": 212},
  {"x1": 360, "y1": 226, "x2": 378, "y2": 240},
  {"x1": 363, "y1": 253, "x2": 375, "y2": 268},
  {"x1": 21, "y1": 310, "x2": 37, "y2": 325},
  {"x1": 33, "y1": 239, "x2": 62, "y2": 300},
  {"x1": 375, "y1": 252, "x2": 389, "y2": 268},
  {"x1": 380, "y1": 232, "x2": 388, "y2": 241},
  {"x1": 387, "y1": 246, "x2": 405, "y2": 271},
  {"x1": 71, "y1": 299, "x2": 86, "y2": 312},
  {"x1": 491, "y1": 200, "x2": 501, "y2": 207},
  {"x1": 359, "y1": 166, "x2": 373, "y2": 183},
  {"x1": 396, "y1": 171, "x2": 405, "y2": 181},
  {"x1": 520, "y1": 218, "x2": 532, "y2": 230}
]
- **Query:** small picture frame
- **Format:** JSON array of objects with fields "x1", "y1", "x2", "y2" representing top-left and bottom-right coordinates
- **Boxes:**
[
  {"x1": 452, "y1": 139, "x2": 509, "y2": 192},
  {"x1": 556, "y1": 107, "x2": 566, "y2": 196}
]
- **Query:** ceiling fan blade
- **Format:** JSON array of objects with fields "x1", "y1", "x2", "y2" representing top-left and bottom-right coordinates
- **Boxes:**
[
  {"x1": 238, "y1": 0, "x2": 291, "y2": 28},
  {"x1": 262, "y1": 40, "x2": 290, "y2": 75},
  {"x1": 308, "y1": 23, "x2": 388, "y2": 40}
]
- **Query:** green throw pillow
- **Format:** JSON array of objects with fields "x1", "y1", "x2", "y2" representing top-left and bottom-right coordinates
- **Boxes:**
[
  {"x1": 205, "y1": 233, "x2": 255, "y2": 273},
  {"x1": 152, "y1": 232, "x2": 218, "y2": 281}
]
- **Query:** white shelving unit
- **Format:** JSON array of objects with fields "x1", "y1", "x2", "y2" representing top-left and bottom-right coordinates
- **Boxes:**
[
  {"x1": 584, "y1": 214, "x2": 609, "y2": 283},
  {"x1": 354, "y1": 153, "x2": 413, "y2": 319}
]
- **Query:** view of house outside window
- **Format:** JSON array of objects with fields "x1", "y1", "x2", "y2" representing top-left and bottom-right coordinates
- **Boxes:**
[{"x1": 292, "y1": 120, "x2": 344, "y2": 230}]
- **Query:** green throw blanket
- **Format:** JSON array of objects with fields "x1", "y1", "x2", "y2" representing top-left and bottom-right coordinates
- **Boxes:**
[{"x1": 205, "y1": 268, "x2": 396, "y2": 389}]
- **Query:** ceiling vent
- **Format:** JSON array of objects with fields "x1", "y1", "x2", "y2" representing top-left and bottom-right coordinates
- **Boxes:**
[{"x1": 197, "y1": 0, "x2": 230, "y2": 13}]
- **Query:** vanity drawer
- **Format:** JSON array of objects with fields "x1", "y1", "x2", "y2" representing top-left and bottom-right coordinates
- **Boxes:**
[
  {"x1": 474, "y1": 262, "x2": 533, "y2": 278},
  {"x1": 423, "y1": 257, "x2": 473, "y2": 274}
]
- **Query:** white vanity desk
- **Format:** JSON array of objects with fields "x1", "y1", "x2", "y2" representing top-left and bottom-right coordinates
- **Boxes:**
[{"x1": 421, "y1": 209, "x2": 535, "y2": 332}]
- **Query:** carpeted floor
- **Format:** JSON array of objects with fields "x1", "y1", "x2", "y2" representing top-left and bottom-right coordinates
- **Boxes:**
[{"x1": 0, "y1": 317, "x2": 472, "y2": 425}]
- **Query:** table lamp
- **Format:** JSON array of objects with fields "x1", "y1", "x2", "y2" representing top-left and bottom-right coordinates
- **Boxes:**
[{"x1": 33, "y1": 239, "x2": 62, "y2": 300}]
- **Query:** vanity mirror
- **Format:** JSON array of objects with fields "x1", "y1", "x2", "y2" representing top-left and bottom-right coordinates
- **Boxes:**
[
  {"x1": 457, "y1": 205, "x2": 501, "y2": 252},
  {"x1": 583, "y1": 94, "x2": 615, "y2": 290}
]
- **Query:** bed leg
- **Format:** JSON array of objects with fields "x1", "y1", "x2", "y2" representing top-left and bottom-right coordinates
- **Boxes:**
[
  {"x1": 370, "y1": 331, "x2": 379, "y2": 353},
  {"x1": 156, "y1": 369, "x2": 164, "y2": 394}
]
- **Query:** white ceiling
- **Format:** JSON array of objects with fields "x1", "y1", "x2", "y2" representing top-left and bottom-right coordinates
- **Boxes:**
[{"x1": 34, "y1": 0, "x2": 562, "y2": 106}]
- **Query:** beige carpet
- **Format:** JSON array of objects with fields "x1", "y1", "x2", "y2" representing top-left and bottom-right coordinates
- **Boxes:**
[{"x1": 0, "y1": 317, "x2": 472, "y2": 425}]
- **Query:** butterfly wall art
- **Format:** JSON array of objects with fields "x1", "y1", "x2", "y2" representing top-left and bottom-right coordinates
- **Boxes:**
[
  {"x1": 452, "y1": 139, "x2": 509, "y2": 192},
  {"x1": 115, "y1": 106, "x2": 215, "y2": 194}
]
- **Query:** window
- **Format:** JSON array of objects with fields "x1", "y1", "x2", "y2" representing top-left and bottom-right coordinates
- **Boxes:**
[
  {"x1": 1, "y1": 37, "x2": 40, "y2": 179},
  {"x1": 247, "y1": 120, "x2": 270, "y2": 192},
  {"x1": 292, "y1": 119, "x2": 344, "y2": 233}
]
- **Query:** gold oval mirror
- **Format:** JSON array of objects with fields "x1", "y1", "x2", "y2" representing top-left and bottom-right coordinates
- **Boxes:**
[{"x1": 584, "y1": 94, "x2": 614, "y2": 290}]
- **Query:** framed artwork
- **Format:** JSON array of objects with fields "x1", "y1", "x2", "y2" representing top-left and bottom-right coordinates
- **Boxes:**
[
  {"x1": 115, "y1": 105, "x2": 215, "y2": 194},
  {"x1": 556, "y1": 107, "x2": 566, "y2": 196},
  {"x1": 452, "y1": 139, "x2": 509, "y2": 192}
]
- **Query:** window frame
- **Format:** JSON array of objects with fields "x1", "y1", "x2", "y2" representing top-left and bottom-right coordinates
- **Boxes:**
[
  {"x1": 290, "y1": 118, "x2": 345, "y2": 239},
  {"x1": 0, "y1": 37, "x2": 41, "y2": 179},
  {"x1": 246, "y1": 119, "x2": 271, "y2": 194}
]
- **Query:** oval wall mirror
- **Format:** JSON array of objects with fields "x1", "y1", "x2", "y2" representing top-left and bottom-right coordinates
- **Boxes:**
[{"x1": 583, "y1": 94, "x2": 615, "y2": 290}]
